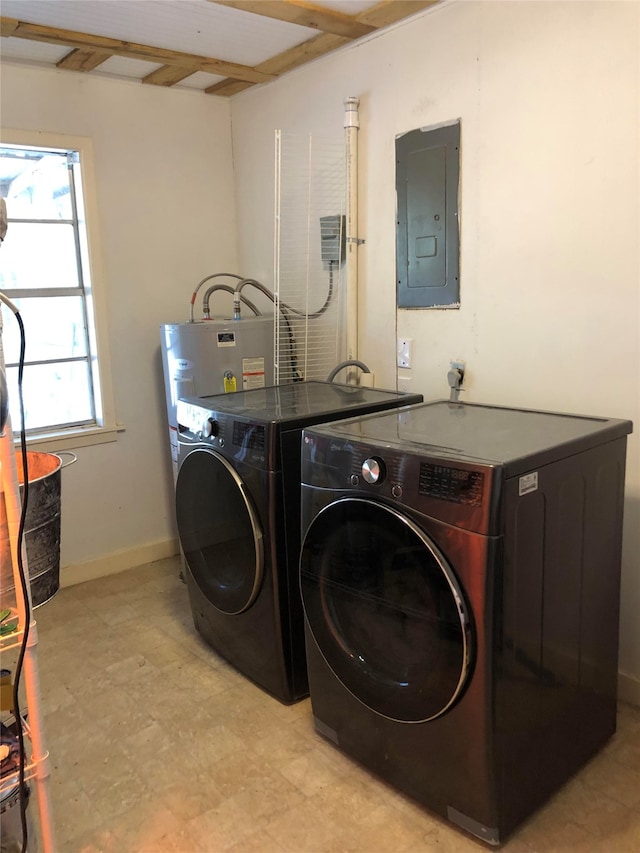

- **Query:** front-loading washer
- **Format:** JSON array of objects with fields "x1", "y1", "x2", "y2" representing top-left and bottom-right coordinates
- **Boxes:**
[
  {"x1": 175, "y1": 380, "x2": 422, "y2": 704},
  {"x1": 299, "y1": 400, "x2": 632, "y2": 844}
]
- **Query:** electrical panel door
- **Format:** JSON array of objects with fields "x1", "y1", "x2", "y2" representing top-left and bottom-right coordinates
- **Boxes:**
[{"x1": 396, "y1": 122, "x2": 460, "y2": 308}]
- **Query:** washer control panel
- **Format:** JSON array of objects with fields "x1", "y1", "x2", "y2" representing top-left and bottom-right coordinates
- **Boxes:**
[
  {"x1": 203, "y1": 416, "x2": 219, "y2": 439},
  {"x1": 177, "y1": 401, "x2": 227, "y2": 446},
  {"x1": 177, "y1": 400, "x2": 272, "y2": 467}
]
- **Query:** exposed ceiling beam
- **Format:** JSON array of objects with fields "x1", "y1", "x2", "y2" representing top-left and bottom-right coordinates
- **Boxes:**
[
  {"x1": 142, "y1": 66, "x2": 200, "y2": 88},
  {"x1": 206, "y1": 30, "x2": 348, "y2": 96},
  {"x1": 0, "y1": 16, "x2": 276, "y2": 85},
  {"x1": 206, "y1": 0, "x2": 439, "y2": 96},
  {"x1": 211, "y1": 1, "x2": 376, "y2": 39},
  {"x1": 56, "y1": 48, "x2": 113, "y2": 73},
  {"x1": 1, "y1": 1, "x2": 442, "y2": 97},
  {"x1": 0, "y1": 17, "x2": 19, "y2": 38}
]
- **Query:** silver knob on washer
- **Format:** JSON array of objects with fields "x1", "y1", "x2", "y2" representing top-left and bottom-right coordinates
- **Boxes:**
[{"x1": 362, "y1": 457, "x2": 384, "y2": 484}]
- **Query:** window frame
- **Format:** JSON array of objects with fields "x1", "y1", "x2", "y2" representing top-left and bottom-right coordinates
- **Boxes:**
[{"x1": 0, "y1": 129, "x2": 119, "y2": 450}]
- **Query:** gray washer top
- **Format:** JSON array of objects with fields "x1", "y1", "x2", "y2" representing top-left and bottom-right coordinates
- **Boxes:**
[{"x1": 308, "y1": 400, "x2": 633, "y2": 472}]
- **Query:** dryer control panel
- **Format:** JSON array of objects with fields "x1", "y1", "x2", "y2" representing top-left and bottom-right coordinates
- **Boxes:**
[
  {"x1": 301, "y1": 431, "x2": 497, "y2": 535},
  {"x1": 418, "y1": 462, "x2": 485, "y2": 507}
]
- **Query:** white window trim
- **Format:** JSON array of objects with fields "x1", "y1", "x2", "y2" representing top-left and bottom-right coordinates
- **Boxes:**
[{"x1": 1, "y1": 128, "x2": 120, "y2": 449}]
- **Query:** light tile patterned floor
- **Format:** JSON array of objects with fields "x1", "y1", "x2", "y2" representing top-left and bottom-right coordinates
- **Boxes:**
[{"x1": 19, "y1": 557, "x2": 640, "y2": 851}]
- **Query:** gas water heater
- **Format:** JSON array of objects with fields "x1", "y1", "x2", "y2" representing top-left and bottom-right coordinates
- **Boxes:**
[{"x1": 160, "y1": 315, "x2": 274, "y2": 477}]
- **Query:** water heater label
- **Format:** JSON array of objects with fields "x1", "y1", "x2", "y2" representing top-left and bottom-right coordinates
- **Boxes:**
[
  {"x1": 242, "y1": 357, "x2": 266, "y2": 390},
  {"x1": 519, "y1": 472, "x2": 539, "y2": 496},
  {"x1": 217, "y1": 332, "x2": 236, "y2": 347}
]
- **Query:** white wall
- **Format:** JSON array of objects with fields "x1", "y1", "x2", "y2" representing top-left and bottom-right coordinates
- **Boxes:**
[
  {"x1": 229, "y1": 1, "x2": 640, "y2": 698},
  {"x1": 0, "y1": 64, "x2": 238, "y2": 575}
]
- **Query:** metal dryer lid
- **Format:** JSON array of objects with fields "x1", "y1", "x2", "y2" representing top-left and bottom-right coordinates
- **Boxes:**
[{"x1": 309, "y1": 400, "x2": 633, "y2": 474}]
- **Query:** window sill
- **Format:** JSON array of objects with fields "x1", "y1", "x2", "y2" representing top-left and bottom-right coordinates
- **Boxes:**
[{"x1": 14, "y1": 424, "x2": 125, "y2": 452}]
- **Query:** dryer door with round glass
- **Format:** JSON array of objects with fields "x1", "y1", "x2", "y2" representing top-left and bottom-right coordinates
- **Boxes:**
[
  {"x1": 300, "y1": 498, "x2": 472, "y2": 722},
  {"x1": 176, "y1": 448, "x2": 263, "y2": 615}
]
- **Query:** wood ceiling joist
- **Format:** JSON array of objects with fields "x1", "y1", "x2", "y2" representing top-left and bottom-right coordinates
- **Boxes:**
[
  {"x1": 1, "y1": 17, "x2": 19, "y2": 38},
  {"x1": 206, "y1": 0, "x2": 440, "y2": 96},
  {"x1": 205, "y1": 79, "x2": 254, "y2": 97},
  {"x1": 1, "y1": 1, "x2": 442, "y2": 97},
  {"x1": 0, "y1": 16, "x2": 276, "y2": 85},
  {"x1": 57, "y1": 48, "x2": 113, "y2": 72},
  {"x1": 206, "y1": 31, "x2": 349, "y2": 96},
  {"x1": 143, "y1": 65, "x2": 199, "y2": 87},
  {"x1": 211, "y1": 1, "x2": 376, "y2": 39},
  {"x1": 254, "y1": 32, "x2": 350, "y2": 79}
]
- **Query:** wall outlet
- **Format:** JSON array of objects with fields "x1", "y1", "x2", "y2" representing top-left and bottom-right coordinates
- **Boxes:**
[
  {"x1": 398, "y1": 375, "x2": 412, "y2": 392},
  {"x1": 397, "y1": 338, "x2": 413, "y2": 369}
]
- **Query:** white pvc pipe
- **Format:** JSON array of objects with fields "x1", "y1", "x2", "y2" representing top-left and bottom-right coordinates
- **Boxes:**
[{"x1": 344, "y1": 96, "x2": 360, "y2": 368}]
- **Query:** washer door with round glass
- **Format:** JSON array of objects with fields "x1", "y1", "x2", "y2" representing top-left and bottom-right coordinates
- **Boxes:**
[
  {"x1": 176, "y1": 448, "x2": 263, "y2": 615},
  {"x1": 300, "y1": 498, "x2": 472, "y2": 722}
]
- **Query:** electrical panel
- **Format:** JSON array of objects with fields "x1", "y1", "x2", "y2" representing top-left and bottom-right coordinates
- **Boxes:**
[
  {"x1": 320, "y1": 214, "x2": 346, "y2": 264},
  {"x1": 396, "y1": 121, "x2": 460, "y2": 308}
]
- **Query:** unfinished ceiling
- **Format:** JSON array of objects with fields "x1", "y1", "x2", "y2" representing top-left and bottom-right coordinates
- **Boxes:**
[{"x1": 0, "y1": 0, "x2": 441, "y2": 97}]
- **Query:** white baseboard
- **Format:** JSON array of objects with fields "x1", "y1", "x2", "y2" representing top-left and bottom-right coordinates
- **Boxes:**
[
  {"x1": 618, "y1": 670, "x2": 640, "y2": 708},
  {"x1": 60, "y1": 538, "x2": 179, "y2": 587}
]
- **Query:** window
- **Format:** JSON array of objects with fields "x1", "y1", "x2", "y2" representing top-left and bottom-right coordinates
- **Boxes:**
[{"x1": 0, "y1": 131, "x2": 116, "y2": 446}]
